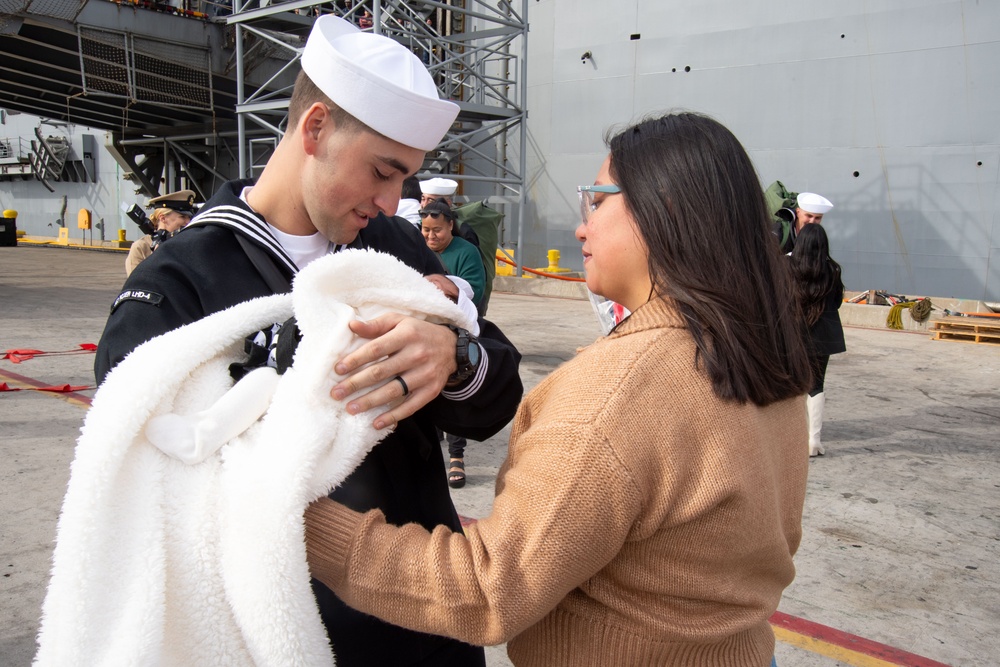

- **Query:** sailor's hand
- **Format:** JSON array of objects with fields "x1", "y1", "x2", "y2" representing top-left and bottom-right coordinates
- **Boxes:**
[{"x1": 331, "y1": 313, "x2": 458, "y2": 430}]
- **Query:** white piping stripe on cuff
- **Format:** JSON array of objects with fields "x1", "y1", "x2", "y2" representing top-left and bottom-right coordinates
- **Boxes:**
[{"x1": 441, "y1": 343, "x2": 488, "y2": 402}]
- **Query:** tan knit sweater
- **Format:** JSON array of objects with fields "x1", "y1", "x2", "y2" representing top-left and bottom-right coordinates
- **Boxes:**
[
  {"x1": 124, "y1": 234, "x2": 154, "y2": 276},
  {"x1": 306, "y1": 297, "x2": 809, "y2": 666}
]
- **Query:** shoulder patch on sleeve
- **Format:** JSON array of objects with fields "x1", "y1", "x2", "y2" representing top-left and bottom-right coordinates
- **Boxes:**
[{"x1": 111, "y1": 289, "x2": 165, "y2": 313}]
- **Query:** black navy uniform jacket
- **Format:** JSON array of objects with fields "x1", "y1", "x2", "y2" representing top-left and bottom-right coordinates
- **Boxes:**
[{"x1": 96, "y1": 180, "x2": 523, "y2": 666}]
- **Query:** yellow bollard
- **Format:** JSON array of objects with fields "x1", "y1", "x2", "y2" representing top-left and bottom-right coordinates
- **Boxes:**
[
  {"x1": 546, "y1": 250, "x2": 560, "y2": 272},
  {"x1": 118, "y1": 228, "x2": 127, "y2": 242},
  {"x1": 495, "y1": 250, "x2": 515, "y2": 276},
  {"x1": 534, "y1": 248, "x2": 572, "y2": 275}
]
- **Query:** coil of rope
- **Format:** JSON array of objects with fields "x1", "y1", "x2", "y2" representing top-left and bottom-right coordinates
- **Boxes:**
[{"x1": 886, "y1": 298, "x2": 932, "y2": 329}]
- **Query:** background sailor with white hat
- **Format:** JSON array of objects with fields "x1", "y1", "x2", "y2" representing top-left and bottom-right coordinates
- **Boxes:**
[
  {"x1": 419, "y1": 176, "x2": 459, "y2": 207},
  {"x1": 795, "y1": 192, "x2": 833, "y2": 228},
  {"x1": 96, "y1": 15, "x2": 524, "y2": 667},
  {"x1": 773, "y1": 191, "x2": 834, "y2": 254}
]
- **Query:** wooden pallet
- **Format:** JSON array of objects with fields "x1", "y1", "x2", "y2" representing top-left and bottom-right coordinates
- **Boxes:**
[{"x1": 931, "y1": 317, "x2": 1000, "y2": 346}]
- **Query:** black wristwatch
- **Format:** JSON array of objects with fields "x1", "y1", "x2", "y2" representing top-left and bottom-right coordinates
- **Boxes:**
[{"x1": 446, "y1": 325, "x2": 481, "y2": 386}]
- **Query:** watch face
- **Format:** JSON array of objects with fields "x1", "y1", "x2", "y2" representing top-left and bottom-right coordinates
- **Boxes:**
[{"x1": 468, "y1": 339, "x2": 480, "y2": 366}]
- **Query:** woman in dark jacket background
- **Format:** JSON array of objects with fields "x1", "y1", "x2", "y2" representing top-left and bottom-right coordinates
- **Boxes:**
[{"x1": 789, "y1": 223, "x2": 846, "y2": 456}]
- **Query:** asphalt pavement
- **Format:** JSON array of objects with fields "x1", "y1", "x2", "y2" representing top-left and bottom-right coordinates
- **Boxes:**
[{"x1": 1, "y1": 244, "x2": 997, "y2": 666}]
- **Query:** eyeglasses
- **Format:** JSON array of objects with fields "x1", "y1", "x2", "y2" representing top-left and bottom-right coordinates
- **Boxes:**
[
  {"x1": 419, "y1": 210, "x2": 455, "y2": 220},
  {"x1": 577, "y1": 184, "x2": 621, "y2": 224}
]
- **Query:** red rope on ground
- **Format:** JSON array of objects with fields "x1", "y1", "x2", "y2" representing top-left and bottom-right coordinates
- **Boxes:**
[
  {"x1": 495, "y1": 253, "x2": 587, "y2": 282},
  {"x1": 3, "y1": 343, "x2": 97, "y2": 363},
  {"x1": 0, "y1": 382, "x2": 95, "y2": 393},
  {"x1": 0, "y1": 368, "x2": 95, "y2": 406}
]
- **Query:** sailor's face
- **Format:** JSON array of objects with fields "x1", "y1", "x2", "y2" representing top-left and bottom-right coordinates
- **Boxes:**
[
  {"x1": 305, "y1": 120, "x2": 425, "y2": 245},
  {"x1": 420, "y1": 194, "x2": 452, "y2": 208},
  {"x1": 795, "y1": 208, "x2": 824, "y2": 230}
]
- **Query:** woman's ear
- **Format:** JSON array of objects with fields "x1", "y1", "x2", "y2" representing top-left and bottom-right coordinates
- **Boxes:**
[{"x1": 299, "y1": 103, "x2": 329, "y2": 156}]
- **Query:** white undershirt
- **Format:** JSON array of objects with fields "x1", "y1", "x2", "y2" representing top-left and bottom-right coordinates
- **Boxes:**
[
  {"x1": 240, "y1": 186, "x2": 332, "y2": 269},
  {"x1": 268, "y1": 226, "x2": 331, "y2": 270},
  {"x1": 238, "y1": 186, "x2": 479, "y2": 333}
]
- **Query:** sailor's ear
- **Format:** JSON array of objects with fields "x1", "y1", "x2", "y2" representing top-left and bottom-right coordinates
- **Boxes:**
[{"x1": 299, "y1": 103, "x2": 329, "y2": 155}]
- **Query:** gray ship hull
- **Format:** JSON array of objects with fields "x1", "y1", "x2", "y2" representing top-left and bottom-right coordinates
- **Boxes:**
[
  {"x1": 2, "y1": 0, "x2": 997, "y2": 300},
  {"x1": 524, "y1": 0, "x2": 999, "y2": 301}
]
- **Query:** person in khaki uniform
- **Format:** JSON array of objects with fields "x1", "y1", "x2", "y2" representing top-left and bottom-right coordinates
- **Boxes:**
[{"x1": 125, "y1": 190, "x2": 196, "y2": 276}]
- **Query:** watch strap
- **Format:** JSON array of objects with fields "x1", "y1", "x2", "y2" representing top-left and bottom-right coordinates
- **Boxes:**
[{"x1": 445, "y1": 325, "x2": 478, "y2": 385}]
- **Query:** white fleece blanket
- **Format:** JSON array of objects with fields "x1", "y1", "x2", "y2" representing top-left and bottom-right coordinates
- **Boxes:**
[{"x1": 35, "y1": 249, "x2": 475, "y2": 667}]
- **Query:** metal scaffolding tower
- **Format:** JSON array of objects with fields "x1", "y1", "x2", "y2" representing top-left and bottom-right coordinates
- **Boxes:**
[{"x1": 226, "y1": 0, "x2": 529, "y2": 270}]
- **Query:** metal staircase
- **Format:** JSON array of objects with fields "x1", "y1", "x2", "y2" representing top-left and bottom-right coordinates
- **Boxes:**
[
  {"x1": 1, "y1": 0, "x2": 528, "y2": 255},
  {"x1": 0, "y1": 120, "x2": 96, "y2": 189},
  {"x1": 227, "y1": 0, "x2": 529, "y2": 251},
  {"x1": 0, "y1": 0, "x2": 293, "y2": 198},
  {"x1": 28, "y1": 126, "x2": 70, "y2": 190}
]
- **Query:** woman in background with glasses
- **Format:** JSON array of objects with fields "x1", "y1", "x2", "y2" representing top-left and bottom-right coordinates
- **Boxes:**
[{"x1": 306, "y1": 111, "x2": 812, "y2": 666}]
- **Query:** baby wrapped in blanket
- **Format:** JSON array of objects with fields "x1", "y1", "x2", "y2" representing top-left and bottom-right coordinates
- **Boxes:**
[{"x1": 35, "y1": 249, "x2": 477, "y2": 667}]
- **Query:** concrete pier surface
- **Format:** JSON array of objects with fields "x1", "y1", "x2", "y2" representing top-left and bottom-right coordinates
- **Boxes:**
[{"x1": 1, "y1": 244, "x2": 997, "y2": 666}]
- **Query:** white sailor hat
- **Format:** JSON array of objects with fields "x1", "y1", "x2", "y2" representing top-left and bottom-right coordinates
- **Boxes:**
[
  {"x1": 420, "y1": 177, "x2": 458, "y2": 196},
  {"x1": 796, "y1": 192, "x2": 834, "y2": 215},
  {"x1": 148, "y1": 189, "x2": 196, "y2": 215},
  {"x1": 300, "y1": 15, "x2": 459, "y2": 151}
]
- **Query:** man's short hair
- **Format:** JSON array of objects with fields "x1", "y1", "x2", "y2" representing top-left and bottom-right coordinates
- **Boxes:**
[{"x1": 287, "y1": 70, "x2": 372, "y2": 137}]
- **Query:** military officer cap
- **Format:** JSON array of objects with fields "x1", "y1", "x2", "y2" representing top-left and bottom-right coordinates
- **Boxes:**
[{"x1": 148, "y1": 190, "x2": 197, "y2": 215}]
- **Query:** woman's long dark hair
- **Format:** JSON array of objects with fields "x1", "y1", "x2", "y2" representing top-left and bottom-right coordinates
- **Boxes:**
[
  {"x1": 789, "y1": 223, "x2": 844, "y2": 327},
  {"x1": 607, "y1": 112, "x2": 812, "y2": 406}
]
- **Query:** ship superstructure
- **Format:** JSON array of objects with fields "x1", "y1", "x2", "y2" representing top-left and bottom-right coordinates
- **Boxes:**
[{"x1": 1, "y1": 0, "x2": 997, "y2": 300}]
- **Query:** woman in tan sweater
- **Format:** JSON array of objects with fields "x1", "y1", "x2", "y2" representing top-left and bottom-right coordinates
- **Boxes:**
[{"x1": 306, "y1": 112, "x2": 813, "y2": 666}]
